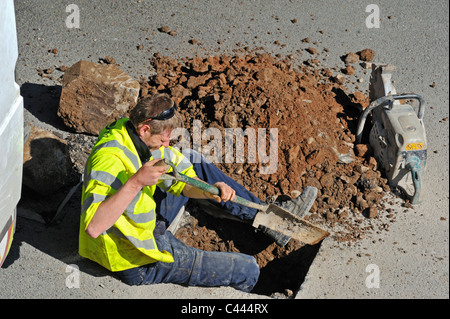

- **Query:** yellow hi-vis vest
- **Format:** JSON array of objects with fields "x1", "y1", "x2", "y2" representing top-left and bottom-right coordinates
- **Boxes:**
[{"x1": 79, "y1": 118, "x2": 197, "y2": 272}]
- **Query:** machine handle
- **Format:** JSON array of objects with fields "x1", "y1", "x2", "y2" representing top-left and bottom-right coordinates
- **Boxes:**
[
  {"x1": 406, "y1": 162, "x2": 422, "y2": 205},
  {"x1": 356, "y1": 96, "x2": 393, "y2": 144},
  {"x1": 355, "y1": 94, "x2": 425, "y2": 144},
  {"x1": 391, "y1": 94, "x2": 425, "y2": 120}
]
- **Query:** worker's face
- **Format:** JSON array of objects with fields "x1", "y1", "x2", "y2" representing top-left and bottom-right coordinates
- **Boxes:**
[{"x1": 139, "y1": 125, "x2": 172, "y2": 152}]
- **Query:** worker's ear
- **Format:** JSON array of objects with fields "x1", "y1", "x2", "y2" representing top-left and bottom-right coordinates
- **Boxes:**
[{"x1": 138, "y1": 124, "x2": 151, "y2": 137}]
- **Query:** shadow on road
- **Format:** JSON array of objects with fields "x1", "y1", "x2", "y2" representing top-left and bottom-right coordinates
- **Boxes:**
[
  {"x1": 20, "y1": 82, "x2": 67, "y2": 131},
  {"x1": 3, "y1": 186, "x2": 111, "y2": 280}
]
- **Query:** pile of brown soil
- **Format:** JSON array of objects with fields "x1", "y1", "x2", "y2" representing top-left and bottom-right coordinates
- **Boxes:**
[
  {"x1": 137, "y1": 51, "x2": 404, "y2": 296},
  {"x1": 141, "y1": 52, "x2": 391, "y2": 225}
]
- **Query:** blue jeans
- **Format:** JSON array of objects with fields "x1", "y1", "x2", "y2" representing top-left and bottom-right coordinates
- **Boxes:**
[
  {"x1": 117, "y1": 231, "x2": 260, "y2": 292},
  {"x1": 117, "y1": 150, "x2": 261, "y2": 292}
]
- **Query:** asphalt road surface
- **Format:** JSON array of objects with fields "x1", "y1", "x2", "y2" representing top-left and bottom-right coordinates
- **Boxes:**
[{"x1": 1, "y1": 0, "x2": 448, "y2": 301}]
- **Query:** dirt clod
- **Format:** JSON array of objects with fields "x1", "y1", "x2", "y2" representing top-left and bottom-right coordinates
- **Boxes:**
[
  {"x1": 358, "y1": 48, "x2": 376, "y2": 62},
  {"x1": 344, "y1": 52, "x2": 359, "y2": 64}
]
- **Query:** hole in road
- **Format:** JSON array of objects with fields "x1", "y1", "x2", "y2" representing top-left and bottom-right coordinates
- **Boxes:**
[{"x1": 174, "y1": 202, "x2": 322, "y2": 298}]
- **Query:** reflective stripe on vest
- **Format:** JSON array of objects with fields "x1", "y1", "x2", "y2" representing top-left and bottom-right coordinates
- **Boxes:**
[{"x1": 93, "y1": 139, "x2": 140, "y2": 172}]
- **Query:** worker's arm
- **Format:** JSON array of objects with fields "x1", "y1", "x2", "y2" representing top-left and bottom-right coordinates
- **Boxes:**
[
  {"x1": 182, "y1": 178, "x2": 236, "y2": 203},
  {"x1": 85, "y1": 159, "x2": 168, "y2": 239}
]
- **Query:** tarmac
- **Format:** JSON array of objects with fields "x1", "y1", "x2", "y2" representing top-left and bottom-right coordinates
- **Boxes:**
[{"x1": 1, "y1": 0, "x2": 448, "y2": 301}]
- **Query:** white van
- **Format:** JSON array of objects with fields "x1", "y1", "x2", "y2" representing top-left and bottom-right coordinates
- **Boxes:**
[{"x1": 0, "y1": 0, "x2": 24, "y2": 267}]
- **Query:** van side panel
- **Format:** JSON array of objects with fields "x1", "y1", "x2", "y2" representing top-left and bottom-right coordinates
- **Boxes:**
[{"x1": 0, "y1": 0, "x2": 24, "y2": 266}]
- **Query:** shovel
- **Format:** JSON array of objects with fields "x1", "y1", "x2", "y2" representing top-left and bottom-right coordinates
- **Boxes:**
[{"x1": 158, "y1": 160, "x2": 330, "y2": 245}]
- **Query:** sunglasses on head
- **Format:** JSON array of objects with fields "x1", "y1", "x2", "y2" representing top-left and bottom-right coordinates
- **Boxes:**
[{"x1": 139, "y1": 103, "x2": 178, "y2": 124}]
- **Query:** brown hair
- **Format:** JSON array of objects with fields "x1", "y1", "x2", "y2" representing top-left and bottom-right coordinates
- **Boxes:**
[{"x1": 129, "y1": 93, "x2": 183, "y2": 134}]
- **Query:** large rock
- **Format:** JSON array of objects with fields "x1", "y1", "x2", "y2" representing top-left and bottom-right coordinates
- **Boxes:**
[
  {"x1": 23, "y1": 126, "x2": 73, "y2": 196},
  {"x1": 58, "y1": 60, "x2": 140, "y2": 135}
]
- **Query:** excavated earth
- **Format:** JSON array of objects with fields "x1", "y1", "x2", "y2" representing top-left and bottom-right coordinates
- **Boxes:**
[{"x1": 129, "y1": 51, "x2": 413, "y2": 297}]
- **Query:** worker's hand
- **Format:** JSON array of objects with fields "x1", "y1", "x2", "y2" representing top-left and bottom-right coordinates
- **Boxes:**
[
  {"x1": 133, "y1": 159, "x2": 169, "y2": 188},
  {"x1": 205, "y1": 182, "x2": 236, "y2": 203}
]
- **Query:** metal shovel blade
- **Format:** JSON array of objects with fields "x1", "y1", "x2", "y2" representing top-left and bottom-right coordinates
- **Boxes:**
[{"x1": 252, "y1": 204, "x2": 330, "y2": 245}]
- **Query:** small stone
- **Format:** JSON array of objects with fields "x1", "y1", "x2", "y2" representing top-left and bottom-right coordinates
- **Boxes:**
[
  {"x1": 158, "y1": 26, "x2": 171, "y2": 33},
  {"x1": 358, "y1": 49, "x2": 376, "y2": 62},
  {"x1": 366, "y1": 206, "x2": 379, "y2": 218},
  {"x1": 344, "y1": 52, "x2": 359, "y2": 64},
  {"x1": 306, "y1": 47, "x2": 318, "y2": 55},
  {"x1": 355, "y1": 144, "x2": 369, "y2": 157},
  {"x1": 334, "y1": 74, "x2": 345, "y2": 84}
]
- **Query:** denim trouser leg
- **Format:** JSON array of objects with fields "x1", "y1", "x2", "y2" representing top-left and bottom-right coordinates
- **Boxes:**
[
  {"x1": 117, "y1": 231, "x2": 260, "y2": 292},
  {"x1": 155, "y1": 149, "x2": 261, "y2": 224}
]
